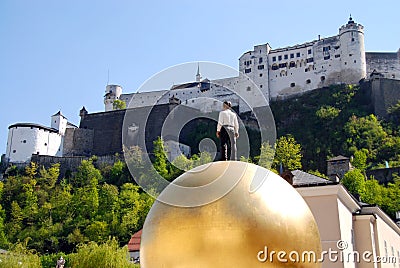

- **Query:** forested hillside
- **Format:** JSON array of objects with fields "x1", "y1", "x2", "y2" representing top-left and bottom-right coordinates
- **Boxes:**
[{"x1": 271, "y1": 83, "x2": 400, "y2": 172}]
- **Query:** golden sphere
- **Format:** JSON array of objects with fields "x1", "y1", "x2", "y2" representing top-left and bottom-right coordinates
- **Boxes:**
[{"x1": 140, "y1": 161, "x2": 321, "y2": 267}]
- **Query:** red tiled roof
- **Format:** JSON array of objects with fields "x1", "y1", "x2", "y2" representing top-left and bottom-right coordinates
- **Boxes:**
[{"x1": 128, "y1": 229, "x2": 142, "y2": 252}]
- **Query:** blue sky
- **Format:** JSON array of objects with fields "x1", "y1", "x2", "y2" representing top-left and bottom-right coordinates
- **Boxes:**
[{"x1": 0, "y1": 0, "x2": 399, "y2": 154}]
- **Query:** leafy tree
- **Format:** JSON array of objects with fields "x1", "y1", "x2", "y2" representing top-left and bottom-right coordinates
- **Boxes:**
[
  {"x1": 316, "y1": 105, "x2": 340, "y2": 120},
  {"x1": 0, "y1": 241, "x2": 41, "y2": 268},
  {"x1": 273, "y1": 135, "x2": 302, "y2": 170},
  {"x1": 152, "y1": 137, "x2": 169, "y2": 180},
  {"x1": 71, "y1": 159, "x2": 102, "y2": 188},
  {"x1": 254, "y1": 142, "x2": 275, "y2": 169},
  {"x1": 113, "y1": 99, "x2": 126, "y2": 110},
  {"x1": 68, "y1": 238, "x2": 138, "y2": 268},
  {"x1": 351, "y1": 149, "x2": 368, "y2": 171},
  {"x1": 341, "y1": 169, "x2": 365, "y2": 197},
  {"x1": 344, "y1": 115, "x2": 387, "y2": 159}
]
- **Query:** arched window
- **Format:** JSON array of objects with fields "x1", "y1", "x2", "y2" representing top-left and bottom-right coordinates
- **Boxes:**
[
  {"x1": 306, "y1": 79, "x2": 311, "y2": 84},
  {"x1": 321, "y1": 76, "x2": 326, "y2": 82},
  {"x1": 290, "y1": 83, "x2": 296, "y2": 88},
  {"x1": 289, "y1": 61, "x2": 296, "y2": 68},
  {"x1": 271, "y1": 64, "x2": 279, "y2": 70}
]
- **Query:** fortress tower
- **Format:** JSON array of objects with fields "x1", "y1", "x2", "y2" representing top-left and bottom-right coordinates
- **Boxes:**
[
  {"x1": 338, "y1": 16, "x2": 366, "y2": 83},
  {"x1": 104, "y1": 84, "x2": 123, "y2": 112},
  {"x1": 51, "y1": 111, "x2": 68, "y2": 135}
]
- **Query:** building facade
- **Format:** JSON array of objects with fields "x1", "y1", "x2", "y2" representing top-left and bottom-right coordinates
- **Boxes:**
[{"x1": 5, "y1": 112, "x2": 73, "y2": 163}]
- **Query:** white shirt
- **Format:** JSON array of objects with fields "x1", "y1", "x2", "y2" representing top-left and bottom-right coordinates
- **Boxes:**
[{"x1": 217, "y1": 109, "x2": 239, "y2": 134}]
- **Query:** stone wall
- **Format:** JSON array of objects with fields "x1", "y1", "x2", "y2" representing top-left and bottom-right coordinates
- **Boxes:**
[
  {"x1": 370, "y1": 77, "x2": 400, "y2": 118},
  {"x1": 30, "y1": 154, "x2": 122, "y2": 178},
  {"x1": 63, "y1": 128, "x2": 94, "y2": 156},
  {"x1": 366, "y1": 167, "x2": 400, "y2": 185},
  {"x1": 366, "y1": 51, "x2": 400, "y2": 80}
]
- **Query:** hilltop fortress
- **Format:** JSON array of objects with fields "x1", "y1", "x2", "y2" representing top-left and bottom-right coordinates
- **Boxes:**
[
  {"x1": 106, "y1": 16, "x2": 399, "y2": 114},
  {"x1": 2, "y1": 16, "x2": 400, "y2": 166}
]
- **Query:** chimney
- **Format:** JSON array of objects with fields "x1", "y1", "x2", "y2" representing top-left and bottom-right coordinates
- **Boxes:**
[{"x1": 280, "y1": 170, "x2": 294, "y2": 185}]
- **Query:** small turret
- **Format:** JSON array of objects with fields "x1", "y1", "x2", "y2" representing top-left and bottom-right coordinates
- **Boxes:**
[
  {"x1": 51, "y1": 111, "x2": 68, "y2": 135},
  {"x1": 79, "y1": 106, "x2": 88, "y2": 118},
  {"x1": 104, "y1": 85, "x2": 122, "y2": 112}
]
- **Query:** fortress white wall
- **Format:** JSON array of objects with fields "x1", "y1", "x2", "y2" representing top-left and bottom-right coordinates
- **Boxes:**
[
  {"x1": 239, "y1": 17, "x2": 366, "y2": 100},
  {"x1": 6, "y1": 126, "x2": 63, "y2": 163}
]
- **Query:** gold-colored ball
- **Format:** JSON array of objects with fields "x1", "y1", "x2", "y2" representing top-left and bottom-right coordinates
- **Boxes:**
[{"x1": 140, "y1": 161, "x2": 321, "y2": 267}]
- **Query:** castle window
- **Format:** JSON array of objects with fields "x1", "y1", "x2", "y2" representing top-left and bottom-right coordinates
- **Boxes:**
[
  {"x1": 334, "y1": 46, "x2": 340, "y2": 49},
  {"x1": 321, "y1": 76, "x2": 326, "y2": 81},
  {"x1": 323, "y1": 46, "x2": 331, "y2": 51},
  {"x1": 349, "y1": 54, "x2": 353, "y2": 57},
  {"x1": 392, "y1": 74, "x2": 395, "y2": 78},
  {"x1": 278, "y1": 55, "x2": 282, "y2": 61},
  {"x1": 324, "y1": 55, "x2": 330, "y2": 60},
  {"x1": 290, "y1": 53, "x2": 294, "y2": 58},
  {"x1": 284, "y1": 55, "x2": 288, "y2": 60},
  {"x1": 259, "y1": 57, "x2": 263, "y2": 63},
  {"x1": 13, "y1": 150, "x2": 16, "y2": 153},
  {"x1": 290, "y1": 83, "x2": 295, "y2": 87},
  {"x1": 23, "y1": 140, "x2": 26, "y2": 143},
  {"x1": 351, "y1": 38, "x2": 355, "y2": 42},
  {"x1": 258, "y1": 65, "x2": 264, "y2": 70},
  {"x1": 44, "y1": 143, "x2": 47, "y2": 146},
  {"x1": 306, "y1": 58, "x2": 314, "y2": 63},
  {"x1": 344, "y1": 62, "x2": 347, "y2": 65},
  {"x1": 245, "y1": 68, "x2": 251, "y2": 73},
  {"x1": 354, "y1": 60, "x2": 356, "y2": 63},
  {"x1": 296, "y1": 52, "x2": 301, "y2": 57},
  {"x1": 192, "y1": 100, "x2": 194, "y2": 103},
  {"x1": 272, "y1": 56, "x2": 276, "y2": 62},
  {"x1": 289, "y1": 61, "x2": 296, "y2": 68},
  {"x1": 259, "y1": 73, "x2": 263, "y2": 77},
  {"x1": 306, "y1": 79, "x2": 311, "y2": 84},
  {"x1": 247, "y1": 87, "x2": 251, "y2": 91},
  {"x1": 308, "y1": 49, "x2": 312, "y2": 54},
  {"x1": 271, "y1": 64, "x2": 279, "y2": 70},
  {"x1": 279, "y1": 63, "x2": 287, "y2": 68},
  {"x1": 260, "y1": 85, "x2": 263, "y2": 88},
  {"x1": 305, "y1": 68, "x2": 308, "y2": 72},
  {"x1": 335, "y1": 54, "x2": 340, "y2": 58}
]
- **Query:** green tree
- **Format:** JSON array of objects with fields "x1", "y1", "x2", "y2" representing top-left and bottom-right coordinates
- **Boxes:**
[
  {"x1": 361, "y1": 178, "x2": 383, "y2": 206},
  {"x1": 71, "y1": 159, "x2": 102, "y2": 188},
  {"x1": 113, "y1": 99, "x2": 126, "y2": 110},
  {"x1": 152, "y1": 137, "x2": 169, "y2": 179},
  {"x1": 316, "y1": 105, "x2": 340, "y2": 120},
  {"x1": 344, "y1": 115, "x2": 387, "y2": 159},
  {"x1": 254, "y1": 142, "x2": 275, "y2": 169},
  {"x1": 68, "y1": 238, "x2": 138, "y2": 268},
  {"x1": 341, "y1": 169, "x2": 366, "y2": 197},
  {"x1": 352, "y1": 149, "x2": 368, "y2": 171},
  {"x1": 273, "y1": 135, "x2": 302, "y2": 170}
]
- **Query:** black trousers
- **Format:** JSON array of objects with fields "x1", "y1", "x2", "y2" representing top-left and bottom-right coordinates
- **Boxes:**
[{"x1": 220, "y1": 126, "x2": 237, "y2": 161}]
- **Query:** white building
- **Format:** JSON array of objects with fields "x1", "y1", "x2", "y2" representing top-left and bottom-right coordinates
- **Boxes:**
[
  {"x1": 5, "y1": 111, "x2": 74, "y2": 163},
  {"x1": 238, "y1": 16, "x2": 366, "y2": 100}
]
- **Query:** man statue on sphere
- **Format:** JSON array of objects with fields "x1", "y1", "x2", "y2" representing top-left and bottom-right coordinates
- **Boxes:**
[{"x1": 216, "y1": 101, "x2": 239, "y2": 161}]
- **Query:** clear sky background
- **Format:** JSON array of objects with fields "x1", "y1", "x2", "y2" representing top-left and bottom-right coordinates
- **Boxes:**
[{"x1": 0, "y1": 0, "x2": 399, "y2": 154}]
